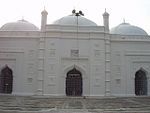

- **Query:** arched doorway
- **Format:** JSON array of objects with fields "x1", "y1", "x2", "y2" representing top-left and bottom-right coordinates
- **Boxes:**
[
  {"x1": 66, "y1": 67, "x2": 82, "y2": 96},
  {"x1": 135, "y1": 69, "x2": 147, "y2": 96},
  {"x1": 0, "y1": 65, "x2": 13, "y2": 94}
]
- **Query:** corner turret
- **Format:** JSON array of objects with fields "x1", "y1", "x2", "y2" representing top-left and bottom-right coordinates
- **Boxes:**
[
  {"x1": 41, "y1": 8, "x2": 48, "y2": 31},
  {"x1": 103, "y1": 9, "x2": 109, "y2": 32}
]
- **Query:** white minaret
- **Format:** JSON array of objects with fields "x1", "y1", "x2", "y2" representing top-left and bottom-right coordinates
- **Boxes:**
[
  {"x1": 103, "y1": 9, "x2": 109, "y2": 32},
  {"x1": 41, "y1": 8, "x2": 48, "y2": 31}
]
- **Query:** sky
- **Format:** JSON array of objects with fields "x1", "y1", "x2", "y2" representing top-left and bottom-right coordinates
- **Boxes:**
[{"x1": 0, "y1": 0, "x2": 150, "y2": 34}]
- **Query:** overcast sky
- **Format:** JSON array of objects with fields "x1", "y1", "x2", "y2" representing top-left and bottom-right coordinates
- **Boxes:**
[{"x1": 0, "y1": 0, "x2": 149, "y2": 34}]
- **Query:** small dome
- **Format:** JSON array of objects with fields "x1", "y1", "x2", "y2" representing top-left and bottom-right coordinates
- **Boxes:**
[
  {"x1": 103, "y1": 10, "x2": 109, "y2": 17},
  {"x1": 0, "y1": 19, "x2": 39, "y2": 31},
  {"x1": 41, "y1": 9, "x2": 48, "y2": 15},
  {"x1": 110, "y1": 23, "x2": 148, "y2": 36},
  {"x1": 53, "y1": 15, "x2": 97, "y2": 26}
]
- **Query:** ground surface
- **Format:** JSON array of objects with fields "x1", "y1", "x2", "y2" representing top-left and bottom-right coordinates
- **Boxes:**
[{"x1": 0, "y1": 95, "x2": 150, "y2": 113}]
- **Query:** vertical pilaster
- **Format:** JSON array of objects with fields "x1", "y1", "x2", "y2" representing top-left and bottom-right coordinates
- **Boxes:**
[
  {"x1": 105, "y1": 33, "x2": 111, "y2": 96},
  {"x1": 36, "y1": 9, "x2": 47, "y2": 95},
  {"x1": 37, "y1": 34, "x2": 45, "y2": 95}
]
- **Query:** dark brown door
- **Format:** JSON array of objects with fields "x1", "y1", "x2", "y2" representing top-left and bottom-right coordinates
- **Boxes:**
[
  {"x1": 0, "y1": 65, "x2": 13, "y2": 94},
  {"x1": 135, "y1": 69, "x2": 147, "y2": 96},
  {"x1": 66, "y1": 68, "x2": 82, "y2": 96}
]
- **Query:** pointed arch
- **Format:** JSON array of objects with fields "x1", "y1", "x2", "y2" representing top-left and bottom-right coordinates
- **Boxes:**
[
  {"x1": 0, "y1": 65, "x2": 13, "y2": 94},
  {"x1": 66, "y1": 67, "x2": 82, "y2": 96},
  {"x1": 63, "y1": 64, "x2": 86, "y2": 77},
  {"x1": 135, "y1": 68, "x2": 147, "y2": 96}
]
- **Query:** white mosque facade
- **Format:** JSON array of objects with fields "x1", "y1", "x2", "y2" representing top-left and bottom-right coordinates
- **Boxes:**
[{"x1": 0, "y1": 9, "x2": 150, "y2": 96}]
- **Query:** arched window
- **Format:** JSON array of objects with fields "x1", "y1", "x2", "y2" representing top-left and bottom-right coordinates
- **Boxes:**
[
  {"x1": 135, "y1": 69, "x2": 147, "y2": 96},
  {"x1": 66, "y1": 67, "x2": 82, "y2": 96},
  {"x1": 0, "y1": 65, "x2": 13, "y2": 94}
]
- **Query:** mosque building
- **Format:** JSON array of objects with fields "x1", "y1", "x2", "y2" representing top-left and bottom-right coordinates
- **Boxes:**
[{"x1": 0, "y1": 9, "x2": 149, "y2": 96}]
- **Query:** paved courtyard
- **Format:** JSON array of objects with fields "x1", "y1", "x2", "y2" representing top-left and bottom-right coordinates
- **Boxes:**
[{"x1": 0, "y1": 95, "x2": 150, "y2": 113}]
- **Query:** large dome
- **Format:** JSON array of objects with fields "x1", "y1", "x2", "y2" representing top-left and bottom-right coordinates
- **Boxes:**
[
  {"x1": 110, "y1": 23, "x2": 148, "y2": 36},
  {"x1": 0, "y1": 19, "x2": 39, "y2": 31},
  {"x1": 53, "y1": 15, "x2": 97, "y2": 26}
]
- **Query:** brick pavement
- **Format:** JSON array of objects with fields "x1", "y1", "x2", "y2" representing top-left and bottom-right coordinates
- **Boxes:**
[{"x1": 0, "y1": 95, "x2": 150, "y2": 113}]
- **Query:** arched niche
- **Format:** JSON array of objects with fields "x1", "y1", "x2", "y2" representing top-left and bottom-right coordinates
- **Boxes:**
[
  {"x1": 0, "y1": 65, "x2": 13, "y2": 94},
  {"x1": 66, "y1": 67, "x2": 82, "y2": 96},
  {"x1": 135, "y1": 68, "x2": 147, "y2": 96}
]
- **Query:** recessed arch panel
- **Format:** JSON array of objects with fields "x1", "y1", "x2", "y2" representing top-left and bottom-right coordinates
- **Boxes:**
[
  {"x1": 0, "y1": 65, "x2": 13, "y2": 94},
  {"x1": 135, "y1": 69, "x2": 147, "y2": 96},
  {"x1": 66, "y1": 67, "x2": 82, "y2": 96}
]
